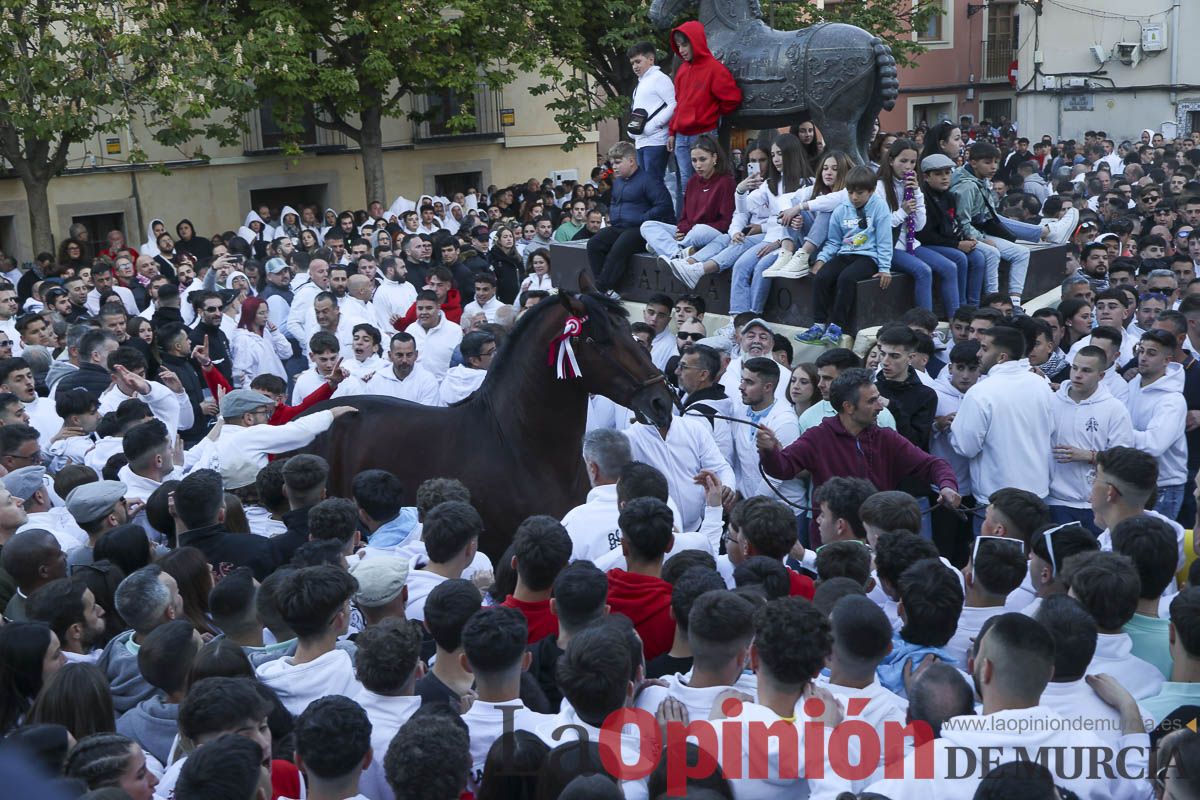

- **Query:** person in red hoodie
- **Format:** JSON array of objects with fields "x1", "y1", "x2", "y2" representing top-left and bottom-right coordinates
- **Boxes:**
[
  {"x1": 392, "y1": 265, "x2": 462, "y2": 330},
  {"x1": 500, "y1": 515, "x2": 572, "y2": 644},
  {"x1": 756, "y1": 368, "x2": 961, "y2": 545},
  {"x1": 667, "y1": 20, "x2": 742, "y2": 208},
  {"x1": 640, "y1": 135, "x2": 735, "y2": 269},
  {"x1": 725, "y1": 495, "x2": 815, "y2": 599},
  {"x1": 606, "y1": 496, "x2": 677, "y2": 662}
]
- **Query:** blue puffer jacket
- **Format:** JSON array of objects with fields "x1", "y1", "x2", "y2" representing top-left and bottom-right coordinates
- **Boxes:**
[{"x1": 609, "y1": 167, "x2": 676, "y2": 228}]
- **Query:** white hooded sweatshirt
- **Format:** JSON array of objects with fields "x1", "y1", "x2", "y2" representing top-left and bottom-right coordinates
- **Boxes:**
[
  {"x1": 254, "y1": 648, "x2": 362, "y2": 715},
  {"x1": 951, "y1": 359, "x2": 1055, "y2": 502},
  {"x1": 437, "y1": 364, "x2": 486, "y2": 406},
  {"x1": 1125, "y1": 361, "x2": 1188, "y2": 486},
  {"x1": 1048, "y1": 382, "x2": 1133, "y2": 508},
  {"x1": 930, "y1": 370, "x2": 973, "y2": 499},
  {"x1": 141, "y1": 218, "x2": 165, "y2": 258}
]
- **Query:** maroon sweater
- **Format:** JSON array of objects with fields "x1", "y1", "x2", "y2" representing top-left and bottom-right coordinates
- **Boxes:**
[
  {"x1": 761, "y1": 415, "x2": 957, "y2": 495},
  {"x1": 678, "y1": 172, "x2": 735, "y2": 235}
]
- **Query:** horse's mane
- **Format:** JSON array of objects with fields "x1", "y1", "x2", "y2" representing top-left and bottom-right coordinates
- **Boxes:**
[{"x1": 486, "y1": 290, "x2": 628, "y2": 377}]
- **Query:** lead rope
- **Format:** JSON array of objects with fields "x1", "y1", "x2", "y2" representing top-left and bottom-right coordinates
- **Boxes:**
[{"x1": 678, "y1": 408, "x2": 968, "y2": 520}]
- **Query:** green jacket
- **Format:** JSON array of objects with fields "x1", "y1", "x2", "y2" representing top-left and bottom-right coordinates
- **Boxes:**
[{"x1": 949, "y1": 165, "x2": 999, "y2": 242}]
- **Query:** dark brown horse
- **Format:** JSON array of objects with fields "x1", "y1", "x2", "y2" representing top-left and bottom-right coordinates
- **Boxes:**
[{"x1": 300, "y1": 284, "x2": 677, "y2": 560}]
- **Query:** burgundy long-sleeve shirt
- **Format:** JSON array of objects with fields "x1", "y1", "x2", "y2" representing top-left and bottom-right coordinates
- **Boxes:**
[{"x1": 760, "y1": 415, "x2": 958, "y2": 495}]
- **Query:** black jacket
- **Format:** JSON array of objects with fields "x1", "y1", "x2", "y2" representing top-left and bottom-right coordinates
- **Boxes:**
[
  {"x1": 918, "y1": 188, "x2": 968, "y2": 249},
  {"x1": 179, "y1": 523, "x2": 278, "y2": 581},
  {"x1": 488, "y1": 247, "x2": 525, "y2": 305},
  {"x1": 55, "y1": 363, "x2": 112, "y2": 399},
  {"x1": 150, "y1": 306, "x2": 184, "y2": 332},
  {"x1": 189, "y1": 322, "x2": 232, "y2": 384},
  {"x1": 876, "y1": 369, "x2": 937, "y2": 452},
  {"x1": 160, "y1": 352, "x2": 209, "y2": 445},
  {"x1": 269, "y1": 506, "x2": 315, "y2": 565}
]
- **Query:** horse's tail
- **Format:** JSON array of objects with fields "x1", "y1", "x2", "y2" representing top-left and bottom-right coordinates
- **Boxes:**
[{"x1": 871, "y1": 37, "x2": 900, "y2": 112}]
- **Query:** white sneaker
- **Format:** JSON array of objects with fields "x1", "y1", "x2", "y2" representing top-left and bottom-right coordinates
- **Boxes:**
[
  {"x1": 1043, "y1": 207, "x2": 1079, "y2": 244},
  {"x1": 763, "y1": 249, "x2": 811, "y2": 279},
  {"x1": 656, "y1": 254, "x2": 675, "y2": 273},
  {"x1": 670, "y1": 258, "x2": 706, "y2": 290},
  {"x1": 761, "y1": 250, "x2": 797, "y2": 278}
]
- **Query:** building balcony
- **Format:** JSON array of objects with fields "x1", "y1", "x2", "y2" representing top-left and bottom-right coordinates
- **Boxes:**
[
  {"x1": 982, "y1": 38, "x2": 1015, "y2": 83},
  {"x1": 411, "y1": 85, "x2": 504, "y2": 143},
  {"x1": 242, "y1": 102, "x2": 349, "y2": 156}
]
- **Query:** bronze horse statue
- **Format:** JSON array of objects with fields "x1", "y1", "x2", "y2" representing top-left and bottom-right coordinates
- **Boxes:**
[
  {"x1": 649, "y1": 0, "x2": 900, "y2": 165},
  {"x1": 300, "y1": 282, "x2": 677, "y2": 560}
]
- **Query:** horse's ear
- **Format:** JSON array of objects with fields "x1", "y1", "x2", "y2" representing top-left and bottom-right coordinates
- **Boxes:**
[
  {"x1": 578, "y1": 269, "x2": 596, "y2": 295},
  {"x1": 558, "y1": 290, "x2": 586, "y2": 316}
]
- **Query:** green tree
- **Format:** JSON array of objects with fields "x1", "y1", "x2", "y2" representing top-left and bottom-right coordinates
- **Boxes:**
[
  {"x1": 530, "y1": 0, "x2": 938, "y2": 149},
  {"x1": 0, "y1": 0, "x2": 253, "y2": 255},
  {"x1": 238, "y1": 0, "x2": 550, "y2": 206}
]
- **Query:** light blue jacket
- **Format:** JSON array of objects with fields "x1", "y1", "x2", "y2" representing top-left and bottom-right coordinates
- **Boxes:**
[{"x1": 816, "y1": 193, "x2": 895, "y2": 273}]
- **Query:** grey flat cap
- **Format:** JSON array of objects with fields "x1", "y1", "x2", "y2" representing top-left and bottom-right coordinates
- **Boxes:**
[
  {"x1": 66, "y1": 480, "x2": 127, "y2": 524},
  {"x1": 921, "y1": 153, "x2": 956, "y2": 172},
  {"x1": 3, "y1": 466, "x2": 45, "y2": 502},
  {"x1": 739, "y1": 317, "x2": 773, "y2": 336},
  {"x1": 220, "y1": 389, "x2": 275, "y2": 419}
]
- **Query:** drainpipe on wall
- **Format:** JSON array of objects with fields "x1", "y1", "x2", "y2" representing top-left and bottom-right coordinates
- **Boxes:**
[{"x1": 1170, "y1": 1, "x2": 1181, "y2": 107}]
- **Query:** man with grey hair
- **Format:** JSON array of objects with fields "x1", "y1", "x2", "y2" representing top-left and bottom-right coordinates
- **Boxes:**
[
  {"x1": 1060, "y1": 274, "x2": 1093, "y2": 305},
  {"x1": 97, "y1": 564, "x2": 185, "y2": 713},
  {"x1": 561, "y1": 428, "x2": 637, "y2": 561},
  {"x1": 1147, "y1": 267, "x2": 1181, "y2": 307},
  {"x1": 677, "y1": 343, "x2": 733, "y2": 465},
  {"x1": 45, "y1": 323, "x2": 92, "y2": 393}
]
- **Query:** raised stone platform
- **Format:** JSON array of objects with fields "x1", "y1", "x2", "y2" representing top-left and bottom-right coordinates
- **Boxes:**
[{"x1": 551, "y1": 241, "x2": 1068, "y2": 331}]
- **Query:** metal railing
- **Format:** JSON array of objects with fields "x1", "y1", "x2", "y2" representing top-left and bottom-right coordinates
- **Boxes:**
[
  {"x1": 982, "y1": 38, "x2": 1015, "y2": 82},
  {"x1": 411, "y1": 85, "x2": 504, "y2": 142}
]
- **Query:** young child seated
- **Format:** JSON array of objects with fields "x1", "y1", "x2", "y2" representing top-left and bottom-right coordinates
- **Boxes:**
[{"x1": 796, "y1": 165, "x2": 894, "y2": 347}]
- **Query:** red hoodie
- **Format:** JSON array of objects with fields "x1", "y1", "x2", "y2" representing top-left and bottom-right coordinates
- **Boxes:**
[
  {"x1": 501, "y1": 595, "x2": 559, "y2": 644},
  {"x1": 606, "y1": 569, "x2": 675, "y2": 661},
  {"x1": 393, "y1": 288, "x2": 463, "y2": 330},
  {"x1": 668, "y1": 21, "x2": 742, "y2": 136},
  {"x1": 678, "y1": 171, "x2": 735, "y2": 235}
]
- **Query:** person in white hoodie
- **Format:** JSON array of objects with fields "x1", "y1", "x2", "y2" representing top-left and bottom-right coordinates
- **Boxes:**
[
  {"x1": 255, "y1": 564, "x2": 363, "y2": 716},
  {"x1": 867, "y1": 612, "x2": 1149, "y2": 800},
  {"x1": 458, "y1": 606, "x2": 556, "y2": 792},
  {"x1": 1125, "y1": 328, "x2": 1189, "y2": 519},
  {"x1": 627, "y1": 41, "x2": 675, "y2": 198},
  {"x1": 1047, "y1": 346, "x2": 1134, "y2": 533},
  {"x1": 350, "y1": 332, "x2": 439, "y2": 406},
  {"x1": 1034, "y1": 594, "x2": 1147, "y2": 747},
  {"x1": 438, "y1": 330, "x2": 494, "y2": 406},
  {"x1": 930, "y1": 340, "x2": 982, "y2": 506},
  {"x1": 344, "y1": 617, "x2": 424, "y2": 800},
  {"x1": 635, "y1": 590, "x2": 759, "y2": 722},
  {"x1": 1069, "y1": 550, "x2": 1166, "y2": 700},
  {"x1": 372, "y1": 256, "x2": 417, "y2": 334},
  {"x1": 951, "y1": 325, "x2": 1054, "y2": 508}
]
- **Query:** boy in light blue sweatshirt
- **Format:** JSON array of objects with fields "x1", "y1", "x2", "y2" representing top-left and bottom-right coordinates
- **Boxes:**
[{"x1": 796, "y1": 165, "x2": 894, "y2": 346}]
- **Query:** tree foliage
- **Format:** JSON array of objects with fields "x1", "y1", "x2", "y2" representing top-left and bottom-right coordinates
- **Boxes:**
[
  {"x1": 0, "y1": 0, "x2": 254, "y2": 252},
  {"x1": 529, "y1": 0, "x2": 939, "y2": 149},
  {"x1": 236, "y1": 0, "x2": 553, "y2": 203}
]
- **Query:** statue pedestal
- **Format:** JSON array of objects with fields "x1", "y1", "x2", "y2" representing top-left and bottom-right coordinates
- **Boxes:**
[{"x1": 551, "y1": 241, "x2": 1068, "y2": 331}]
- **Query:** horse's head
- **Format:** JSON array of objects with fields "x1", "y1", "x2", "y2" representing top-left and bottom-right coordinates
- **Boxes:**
[
  {"x1": 649, "y1": 0, "x2": 691, "y2": 30},
  {"x1": 553, "y1": 281, "x2": 677, "y2": 428}
]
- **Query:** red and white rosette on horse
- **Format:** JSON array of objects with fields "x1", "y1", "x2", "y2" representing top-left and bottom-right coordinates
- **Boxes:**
[{"x1": 547, "y1": 315, "x2": 588, "y2": 379}]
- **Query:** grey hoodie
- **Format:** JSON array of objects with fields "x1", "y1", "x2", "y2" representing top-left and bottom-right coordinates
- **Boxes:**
[
  {"x1": 97, "y1": 630, "x2": 155, "y2": 714},
  {"x1": 115, "y1": 693, "x2": 179, "y2": 764},
  {"x1": 45, "y1": 359, "x2": 78, "y2": 391}
]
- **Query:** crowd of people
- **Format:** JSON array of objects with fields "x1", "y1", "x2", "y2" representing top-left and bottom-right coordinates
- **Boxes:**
[{"x1": 1, "y1": 18, "x2": 1200, "y2": 800}]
